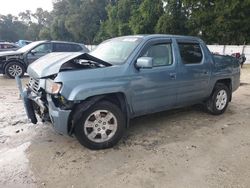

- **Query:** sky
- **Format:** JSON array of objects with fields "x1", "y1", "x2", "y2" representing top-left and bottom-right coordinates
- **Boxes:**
[{"x1": 0, "y1": 0, "x2": 53, "y2": 16}]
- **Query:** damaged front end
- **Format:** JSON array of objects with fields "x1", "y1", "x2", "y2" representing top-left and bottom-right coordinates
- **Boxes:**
[
  {"x1": 17, "y1": 52, "x2": 111, "y2": 135},
  {"x1": 16, "y1": 76, "x2": 73, "y2": 134}
]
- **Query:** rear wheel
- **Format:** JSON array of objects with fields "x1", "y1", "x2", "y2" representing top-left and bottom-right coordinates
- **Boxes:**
[
  {"x1": 5, "y1": 62, "x2": 25, "y2": 78},
  {"x1": 206, "y1": 83, "x2": 230, "y2": 115},
  {"x1": 74, "y1": 101, "x2": 125, "y2": 150}
]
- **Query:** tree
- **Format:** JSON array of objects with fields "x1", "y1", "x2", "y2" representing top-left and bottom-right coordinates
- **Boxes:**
[
  {"x1": 129, "y1": 0, "x2": 164, "y2": 34},
  {"x1": 65, "y1": 0, "x2": 108, "y2": 44},
  {"x1": 184, "y1": 0, "x2": 250, "y2": 44},
  {"x1": 0, "y1": 14, "x2": 22, "y2": 41},
  {"x1": 95, "y1": 0, "x2": 143, "y2": 42},
  {"x1": 50, "y1": 0, "x2": 73, "y2": 41},
  {"x1": 18, "y1": 8, "x2": 53, "y2": 40},
  {"x1": 18, "y1": 10, "x2": 32, "y2": 24},
  {"x1": 51, "y1": 0, "x2": 108, "y2": 44},
  {"x1": 1, "y1": 0, "x2": 250, "y2": 44},
  {"x1": 155, "y1": 0, "x2": 189, "y2": 35}
]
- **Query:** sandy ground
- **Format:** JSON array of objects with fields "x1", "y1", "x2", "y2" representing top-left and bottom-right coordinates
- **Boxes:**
[{"x1": 0, "y1": 66, "x2": 250, "y2": 188}]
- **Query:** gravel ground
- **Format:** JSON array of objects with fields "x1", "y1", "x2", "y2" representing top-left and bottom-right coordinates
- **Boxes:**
[{"x1": 0, "y1": 66, "x2": 250, "y2": 188}]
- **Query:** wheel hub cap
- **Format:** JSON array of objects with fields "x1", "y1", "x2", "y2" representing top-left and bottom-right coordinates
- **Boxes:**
[
  {"x1": 84, "y1": 110, "x2": 118, "y2": 143},
  {"x1": 215, "y1": 89, "x2": 227, "y2": 110},
  {"x1": 8, "y1": 64, "x2": 22, "y2": 77}
]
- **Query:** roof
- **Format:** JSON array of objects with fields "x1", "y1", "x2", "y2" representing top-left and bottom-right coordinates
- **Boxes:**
[
  {"x1": 114, "y1": 34, "x2": 201, "y2": 41},
  {"x1": 29, "y1": 40, "x2": 85, "y2": 46}
]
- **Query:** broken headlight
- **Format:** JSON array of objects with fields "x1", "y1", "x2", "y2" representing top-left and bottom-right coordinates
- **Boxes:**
[{"x1": 45, "y1": 79, "x2": 62, "y2": 94}]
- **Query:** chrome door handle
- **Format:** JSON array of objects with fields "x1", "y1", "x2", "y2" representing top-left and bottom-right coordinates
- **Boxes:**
[
  {"x1": 203, "y1": 71, "x2": 209, "y2": 75},
  {"x1": 169, "y1": 73, "x2": 177, "y2": 80}
]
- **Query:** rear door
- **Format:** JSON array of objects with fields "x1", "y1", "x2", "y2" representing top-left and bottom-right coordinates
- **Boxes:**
[{"x1": 176, "y1": 39, "x2": 211, "y2": 105}]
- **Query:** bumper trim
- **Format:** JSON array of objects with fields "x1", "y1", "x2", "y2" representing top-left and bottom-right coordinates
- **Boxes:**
[
  {"x1": 47, "y1": 94, "x2": 71, "y2": 135},
  {"x1": 15, "y1": 76, "x2": 37, "y2": 124}
]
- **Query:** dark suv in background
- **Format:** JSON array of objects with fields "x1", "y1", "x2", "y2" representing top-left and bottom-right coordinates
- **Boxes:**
[{"x1": 0, "y1": 40, "x2": 89, "y2": 78}]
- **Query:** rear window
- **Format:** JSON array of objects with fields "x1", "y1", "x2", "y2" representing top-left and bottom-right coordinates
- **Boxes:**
[
  {"x1": 178, "y1": 43, "x2": 203, "y2": 64},
  {"x1": 71, "y1": 44, "x2": 83, "y2": 51},
  {"x1": 53, "y1": 43, "x2": 82, "y2": 52}
]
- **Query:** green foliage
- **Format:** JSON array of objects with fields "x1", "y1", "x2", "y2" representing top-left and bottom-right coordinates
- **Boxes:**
[
  {"x1": 184, "y1": 0, "x2": 250, "y2": 44},
  {"x1": 95, "y1": 0, "x2": 139, "y2": 42},
  {"x1": 0, "y1": 15, "x2": 19, "y2": 41},
  {"x1": 0, "y1": 0, "x2": 250, "y2": 44},
  {"x1": 130, "y1": 0, "x2": 164, "y2": 34},
  {"x1": 0, "y1": 8, "x2": 53, "y2": 42},
  {"x1": 156, "y1": 0, "x2": 188, "y2": 35}
]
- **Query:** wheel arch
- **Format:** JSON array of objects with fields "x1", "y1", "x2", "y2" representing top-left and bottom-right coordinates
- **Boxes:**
[
  {"x1": 3, "y1": 59, "x2": 26, "y2": 74},
  {"x1": 68, "y1": 92, "x2": 130, "y2": 135},
  {"x1": 214, "y1": 78, "x2": 232, "y2": 101}
]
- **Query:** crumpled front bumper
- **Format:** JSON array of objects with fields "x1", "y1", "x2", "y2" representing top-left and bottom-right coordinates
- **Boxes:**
[
  {"x1": 46, "y1": 94, "x2": 71, "y2": 134},
  {"x1": 16, "y1": 76, "x2": 71, "y2": 135}
]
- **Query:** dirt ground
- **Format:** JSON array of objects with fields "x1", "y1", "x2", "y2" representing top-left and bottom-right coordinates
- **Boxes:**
[{"x1": 0, "y1": 66, "x2": 250, "y2": 188}]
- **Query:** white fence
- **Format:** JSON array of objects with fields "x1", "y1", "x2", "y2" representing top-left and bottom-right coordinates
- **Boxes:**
[{"x1": 207, "y1": 45, "x2": 250, "y2": 64}]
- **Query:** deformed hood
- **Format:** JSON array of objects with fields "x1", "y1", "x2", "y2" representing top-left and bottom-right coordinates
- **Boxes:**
[{"x1": 27, "y1": 52, "x2": 111, "y2": 78}]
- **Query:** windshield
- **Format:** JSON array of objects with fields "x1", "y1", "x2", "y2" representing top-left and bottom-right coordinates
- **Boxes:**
[
  {"x1": 89, "y1": 37, "x2": 143, "y2": 65},
  {"x1": 17, "y1": 41, "x2": 44, "y2": 53}
]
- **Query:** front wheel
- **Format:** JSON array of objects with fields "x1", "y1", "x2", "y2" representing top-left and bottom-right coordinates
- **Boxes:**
[
  {"x1": 206, "y1": 83, "x2": 230, "y2": 115},
  {"x1": 5, "y1": 62, "x2": 25, "y2": 79},
  {"x1": 74, "y1": 101, "x2": 125, "y2": 150}
]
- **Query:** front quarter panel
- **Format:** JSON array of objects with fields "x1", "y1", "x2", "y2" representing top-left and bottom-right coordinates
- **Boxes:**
[{"x1": 55, "y1": 66, "x2": 130, "y2": 101}]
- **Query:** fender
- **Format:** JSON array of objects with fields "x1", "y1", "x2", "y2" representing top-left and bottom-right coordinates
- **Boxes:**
[{"x1": 69, "y1": 95, "x2": 105, "y2": 134}]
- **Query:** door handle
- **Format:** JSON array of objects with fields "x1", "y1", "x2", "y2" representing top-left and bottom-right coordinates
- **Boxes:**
[
  {"x1": 169, "y1": 73, "x2": 177, "y2": 80},
  {"x1": 203, "y1": 71, "x2": 209, "y2": 75}
]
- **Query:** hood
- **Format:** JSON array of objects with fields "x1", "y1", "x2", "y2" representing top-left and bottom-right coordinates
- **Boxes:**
[
  {"x1": 0, "y1": 50, "x2": 22, "y2": 57},
  {"x1": 27, "y1": 52, "x2": 112, "y2": 78}
]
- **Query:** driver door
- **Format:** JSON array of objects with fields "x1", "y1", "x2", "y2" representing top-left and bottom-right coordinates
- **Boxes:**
[
  {"x1": 130, "y1": 39, "x2": 178, "y2": 116},
  {"x1": 27, "y1": 43, "x2": 52, "y2": 64}
]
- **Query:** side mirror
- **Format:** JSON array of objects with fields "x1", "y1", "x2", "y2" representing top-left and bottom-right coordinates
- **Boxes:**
[
  {"x1": 136, "y1": 57, "x2": 153, "y2": 69},
  {"x1": 30, "y1": 50, "x2": 36, "y2": 55}
]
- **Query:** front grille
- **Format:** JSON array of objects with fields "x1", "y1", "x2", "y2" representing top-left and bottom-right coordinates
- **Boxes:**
[{"x1": 28, "y1": 77, "x2": 40, "y2": 93}]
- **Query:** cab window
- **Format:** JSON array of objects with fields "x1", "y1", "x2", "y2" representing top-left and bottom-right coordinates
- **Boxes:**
[
  {"x1": 53, "y1": 43, "x2": 80, "y2": 52},
  {"x1": 178, "y1": 43, "x2": 203, "y2": 64},
  {"x1": 142, "y1": 43, "x2": 172, "y2": 67},
  {"x1": 32, "y1": 43, "x2": 52, "y2": 53}
]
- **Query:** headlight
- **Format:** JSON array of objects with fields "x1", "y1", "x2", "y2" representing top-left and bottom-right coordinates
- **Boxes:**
[{"x1": 45, "y1": 79, "x2": 62, "y2": 94}]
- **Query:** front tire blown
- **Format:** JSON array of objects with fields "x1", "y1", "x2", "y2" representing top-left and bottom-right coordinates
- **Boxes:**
[{"x1": 74, "y1": 101, "x2": 125, "y2": 150}]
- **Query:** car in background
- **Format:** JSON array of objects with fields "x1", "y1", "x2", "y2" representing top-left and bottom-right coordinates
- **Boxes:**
[
  {"x1": 0, "y1": 42, "x2": 20, "y2": 52},
  {"x1": 0, "y1": 40, "x2": 89, "y2": 78},
  {"x1": 16, "y1": 40, "x2": 32, "y2": 47}
]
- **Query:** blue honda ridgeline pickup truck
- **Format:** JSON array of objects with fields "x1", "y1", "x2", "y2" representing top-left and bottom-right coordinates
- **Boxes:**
[{"x1": 18, "y1": 35, "x2": 240, "y2": 149}]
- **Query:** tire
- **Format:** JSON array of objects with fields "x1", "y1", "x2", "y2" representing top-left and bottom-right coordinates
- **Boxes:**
[
  {"x1": 5, "y1": 62, "x2": 25, "y2": 79},
  {"x1": 74, "y1": 100, "x2": 125, "y2": 150},
  {"x1": 206, "y1": 83, "x2": 230, "y2": 115}
]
